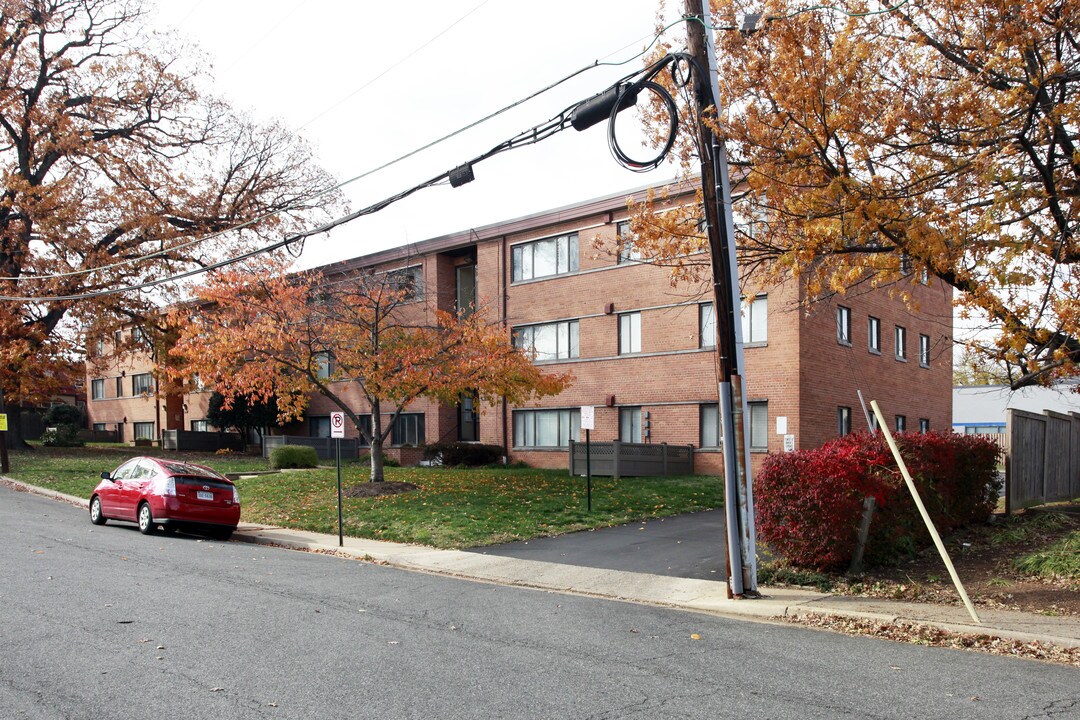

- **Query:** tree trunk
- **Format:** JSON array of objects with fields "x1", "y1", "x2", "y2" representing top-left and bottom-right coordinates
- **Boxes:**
[{"x1": 369, "y1": 397, "x2": 384, "y2": 482}]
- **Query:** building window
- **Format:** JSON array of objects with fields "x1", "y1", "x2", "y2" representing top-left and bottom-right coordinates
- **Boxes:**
[
  {"x1": 113, "y1": 330, "x2": 122, "y2": 346},
  {"x1": 455, "y1": 265, "x2": 476, "y2": 317},
  {"x1": 91, "y1": 379, "x2": 105, "y2": 400},
  {"x1": 115, "y1": 377, "x2": 123, "y2": 398},
  {"x1": 191, "y1": 419, "x2": 210, "y2": 432},
  {"x1": 868, "y1": 316, "x2": 881, "y2": 354},
  {"x1": 741, "y1": 294, "x2": 768, "y2": 344},
  {"x1": 619, "y1": 312, "x2": 641, "y2": 354},
  {"x1": 895, "y1": 415, "x2": 907, "y2": 432},
  {"x1": 616, "y1": 221, "x2": 642, "y2": 263},
  {"x1": 93, "y1": 422, "x2": 107, "y2": 432},
  {"x1": 392, "y1": 413, "x2": 425, "y2": 446},
  {"x1": 838, "y1": 406, "x2": 851, "y2": 436},
  {"x1": 512, "y1": 320, "x2": 579, "y2": 361},
  {"x1": 899, "y1": 251, "x2": 913, "y2": 275},
  {"x1": 513, "y1": 408, "x2": 580, "y2": 448},
  {"x1": 511, "y1": 233, "x2": 578, "y2": 282},
  {"x1": 837, "y1": 306, "x2": 851, "y2": 345},
  {"x1": 919, "y1": 334, "x2": 930, "y2": 367},
  {"x1": 131, "y1": 373, "x2": 153, "y2": 395},
  {"x1": 458, "y1": 393, "x2": 479, "y2": 442},
  {"x1": 133, "y1": 422, "x2": 155, "y2": 441},
  {"x1": 387, "y1": 265, "x2": 423, "y2": 302},
  {"x1": 315, "y1": 352, "x2": 333, "y2": 379},
  {"x1": 919, "y1": 418, "x2": 931, "y2": 433},
  {"x1": 700, "y1": 303, "x2": 716, "y2": 349},
  {"x1": 748, "y1": 401, "x2": 768, "y2": 451},
  {"x1": 94, "y1": 337, "x2": 105, "y2": 356},
  {"x1": 895, "y1": 326, "x2": 907, "y2": 360},
  {"x1": 309, "y1": 416, "x2": 330, "y2": 437},
  {"x1": 619, "y1": 406, "x2": 642, "y2": 443},
  {"x1": 700, "y1": 404, "x2": 721, "y2": 448}
]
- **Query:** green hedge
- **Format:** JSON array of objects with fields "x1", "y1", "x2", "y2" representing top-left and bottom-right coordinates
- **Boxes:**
[
  {"x1": 269, "y1": 445, "x2": 319, "y2": 469},
  {"x1": 422, "y1": 442, "x2": 504, "y2": 467}
]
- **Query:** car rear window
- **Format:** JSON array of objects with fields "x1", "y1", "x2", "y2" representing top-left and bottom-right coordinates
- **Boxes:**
[
  {"x1": 159, "y1": 461, "x2": 226, "y2": 480},
  {"x1": 174, "y1": 476, "x2": 234, "y2": 490}
]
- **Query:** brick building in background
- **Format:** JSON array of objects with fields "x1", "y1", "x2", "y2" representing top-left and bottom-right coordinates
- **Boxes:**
[{"x1": 86, "y1": 181, "x2": 953, "y2": 470}]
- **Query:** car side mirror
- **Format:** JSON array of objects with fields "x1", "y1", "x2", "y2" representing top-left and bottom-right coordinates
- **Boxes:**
[{"x1": 100, "y1": 471, "x2": 113, "y2": 482}]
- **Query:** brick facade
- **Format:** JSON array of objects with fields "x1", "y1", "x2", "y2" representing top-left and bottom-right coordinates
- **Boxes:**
[{"x1": 86, "y1": 182, "x2": 953, "y2": 472}]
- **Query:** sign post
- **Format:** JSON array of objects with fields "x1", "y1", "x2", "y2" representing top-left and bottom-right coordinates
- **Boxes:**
[
  {"x1": 330, "y1": 411, "x2": 345, "y2": 546},
  {"x1": 0, "y1": 413, "x2": 8, "y2": 474},
  {"x1": 580, "y1": 406, "x2": 595, "y2": 512}
]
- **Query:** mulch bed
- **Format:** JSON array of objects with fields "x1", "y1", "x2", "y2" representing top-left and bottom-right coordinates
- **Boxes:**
[{"x1": 342, "y1": 481, "x2": 419, "y2": 498}]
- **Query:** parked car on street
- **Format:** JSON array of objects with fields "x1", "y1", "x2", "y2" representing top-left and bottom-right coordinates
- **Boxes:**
[{"x1": 89, "y1": 457, "x2": 240, "y2": 540}]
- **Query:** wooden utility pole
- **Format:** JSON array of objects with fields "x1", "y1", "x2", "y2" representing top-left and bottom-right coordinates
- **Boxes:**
[{"x1": 684, "y1": 0, "x2": 758, "y2": 595}]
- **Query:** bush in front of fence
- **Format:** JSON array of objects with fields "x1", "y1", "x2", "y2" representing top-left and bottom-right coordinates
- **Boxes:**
[
  {"x1": 755, "y1": 431, "x2": 1001, "y2": 571},
  {"x1": 269, "y1": 445, "x2": 320, "y2": 469},
  {"x1": 422, "y1": 442, "x2": 504, "y2": 467}
]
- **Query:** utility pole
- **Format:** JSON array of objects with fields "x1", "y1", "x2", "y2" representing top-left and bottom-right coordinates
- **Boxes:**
[{"x1": 684, "y1": 0, "x2": 758, "y2": 595}]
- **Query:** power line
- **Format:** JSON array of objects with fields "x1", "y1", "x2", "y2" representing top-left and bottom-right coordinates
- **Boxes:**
[
  {"x1": 0, "y1": 55, "x2": 680, "y2": 303},
  {"x1": 2, "y1": 19, "x2": 675, "y2": 285}
]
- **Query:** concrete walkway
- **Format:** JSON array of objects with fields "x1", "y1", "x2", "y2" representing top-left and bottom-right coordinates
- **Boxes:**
[{"x1": 8, "y1": 478, "x2": 1080, "y2": 650}]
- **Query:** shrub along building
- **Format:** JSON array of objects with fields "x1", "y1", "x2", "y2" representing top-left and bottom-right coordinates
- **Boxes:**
[{"x1": 85, "y1": 181, "x2": 953, "y2": 471}]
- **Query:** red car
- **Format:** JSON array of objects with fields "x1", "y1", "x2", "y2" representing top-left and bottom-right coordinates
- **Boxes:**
[{"x1": 89, "y1": 457, "x2": 241, "y2": 540}]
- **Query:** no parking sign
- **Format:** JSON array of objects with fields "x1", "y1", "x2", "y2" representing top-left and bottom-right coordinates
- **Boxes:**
[{"x1": 330, "y1": 411, "x2": 345, "y2": 438}]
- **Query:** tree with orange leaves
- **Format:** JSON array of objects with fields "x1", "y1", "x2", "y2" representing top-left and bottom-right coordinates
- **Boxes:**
[
  {"x1": 630, "y1": 0, "x2": 1080, "y2": 388},
  {"x1": 0, "y1": 0, "x2": 339, "y2": 443},
  {"x1": 169, "y1": 261, "x2": 572, "y2": 482}
]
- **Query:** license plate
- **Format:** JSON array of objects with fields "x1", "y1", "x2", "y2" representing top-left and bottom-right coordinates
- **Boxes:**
[{"x1": 197, "y1": 490, "x2": 214, "y2": 501}]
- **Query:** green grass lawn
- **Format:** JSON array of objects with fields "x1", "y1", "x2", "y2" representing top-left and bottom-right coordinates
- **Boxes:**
[{"x1": 4, "y1": 446, "x2": 723, "y2": 548}]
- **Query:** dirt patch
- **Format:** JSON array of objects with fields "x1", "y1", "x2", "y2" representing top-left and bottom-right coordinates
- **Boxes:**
[
  {"x1": 831, "y1": 506, "x2": 1080, "y2": 616},
  {"x1": 343, "y1": 481, "x2": 419, "y2": 498}
]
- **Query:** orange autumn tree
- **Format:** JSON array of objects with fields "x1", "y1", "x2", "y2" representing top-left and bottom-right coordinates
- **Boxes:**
[
  {"x1": 170, "y1": 261, "x2": 571, "y2": 481},
  {"x1": 0, "y1": 0, "x2": 338, "y2": 443},
  {"x1": 629, "y1": 0, "x2": 1080, "y2": 388}
]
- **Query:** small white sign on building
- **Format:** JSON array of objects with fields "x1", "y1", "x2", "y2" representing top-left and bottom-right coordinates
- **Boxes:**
[
  {"x1": 580, "y1": 406, "x2": 595, "y2": 431},
  {"x1": 776, "y1": 416, "x2": 788, "y2": 435},
  {"x1": 330, "y1": 411, "x2": 346, "y2": 439},
  {"x1": 783, "y1": 434, "x2": 796, "y2": 453}
]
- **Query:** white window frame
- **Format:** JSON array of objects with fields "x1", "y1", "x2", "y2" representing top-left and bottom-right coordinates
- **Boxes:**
[
  {"x1": 91, "y1": 379, "x2": 105, "y2": 401},
  {"x1": 919, "y1": 333, "x2": 930, "y2": 367},
  {"x1": 512, "y1": 409, "x2": 581, "y2": 448},
  {"x1": 619, "y1": 312, "x2": 641, "y2": 354},
  {"x1": 619, "y1": 406, "x2": 642, "y2": 443},
  {"x1": 868, "y1": 316, "x2": 881, "y2": 354},
  {"x1": 741, "y1": 294, "x2": 768, "y2": 344},
  {"x1": 748, "y1": 401, "x2": 768, "y2": 452},
  {"x1": 131, "y1": 373, "x2": 153, "y2": 396},
  {"x1": 700, "y1": 404, "x2": 721, "y2": 448},
  {"x1": 133, "y1": 422, "x2": 155, "y2": 441},
  {"x1": 838, "y1": 406, "x2": 851, "y2": 436},
  {"x1": 512, "y1": 320, "x2": 580, "y2": 361},
  {"x1": 895, "y1": 325, "x2": 908, "y2": 361},
  {"x1": 837, "y1": 306, "x2": 852, "y2": 345},
  {"x1": 700, "y1": 303, "x2": 716, "y2": 349},
  {"x1": 511, "y1": 233, "x2": 579, "y2": 282},
  {"x1": 616, "y1": 221, "x2": 643, "y2": 263}
]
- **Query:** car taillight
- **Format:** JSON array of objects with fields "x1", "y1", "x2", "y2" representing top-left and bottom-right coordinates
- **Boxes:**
[
  {"x1": 156, "y1": 477, "x2": 176, "y2": 496},
  {"x1": 232, "y1": 486, "x2": 240, "y2": 504}
]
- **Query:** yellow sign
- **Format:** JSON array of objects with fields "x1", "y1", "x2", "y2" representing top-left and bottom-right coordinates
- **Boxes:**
[{"x1": 0, "y1": 413, "x2": 7, "y2": 431}]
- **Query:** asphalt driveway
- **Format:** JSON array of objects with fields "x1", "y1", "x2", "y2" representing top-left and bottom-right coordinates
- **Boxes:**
[{"x1": 467, "y1": 509, "x2": 729, "y2": 581}]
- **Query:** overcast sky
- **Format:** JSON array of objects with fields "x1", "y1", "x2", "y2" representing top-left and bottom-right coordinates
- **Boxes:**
[{"x1": 151, "y1": 0, "x2": 686, "y2": 271}]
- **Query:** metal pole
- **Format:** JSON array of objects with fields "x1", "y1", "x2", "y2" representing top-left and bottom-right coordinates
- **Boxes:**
[
  {"x1": 586, "y1": 428, "x2": 592, "y2": 512},
  {"x1": 336, "y1": 437, "x2": 343, "y2": 547}
]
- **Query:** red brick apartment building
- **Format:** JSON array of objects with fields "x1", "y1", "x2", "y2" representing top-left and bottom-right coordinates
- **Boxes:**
[{"x1": 86, "y1": 183, "x2": 953, "y2": 472}]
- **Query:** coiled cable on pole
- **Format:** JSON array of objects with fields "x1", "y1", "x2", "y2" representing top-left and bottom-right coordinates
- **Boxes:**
[{"x1": 606, "y1": 79, "x2": 679, "y2": 172}]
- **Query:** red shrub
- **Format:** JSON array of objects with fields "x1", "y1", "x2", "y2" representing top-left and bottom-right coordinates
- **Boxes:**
[{"x1": 755, "y1": 431, "x2": 1001, "y2": 571}]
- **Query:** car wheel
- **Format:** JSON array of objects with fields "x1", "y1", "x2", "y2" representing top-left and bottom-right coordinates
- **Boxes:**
[
  {"x1": 137, "y1": 503, "x2": 156, "y2": 535},
  {"x1": 89, "y1": 496, "x2": 107, "y2": 526}
]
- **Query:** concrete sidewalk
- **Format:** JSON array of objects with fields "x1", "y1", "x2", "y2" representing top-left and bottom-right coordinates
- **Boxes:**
[
  {"x1": 231, "y1": 522, "x2": 1080, "y2": 649},
  {"x1": 8, "y1": 478, "x2": 1080, "y2": 650}
]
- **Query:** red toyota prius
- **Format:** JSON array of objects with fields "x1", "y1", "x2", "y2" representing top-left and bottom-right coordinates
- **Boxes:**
[{"x1": 89, "y1": 457, "x2": 241, "y2": 540}]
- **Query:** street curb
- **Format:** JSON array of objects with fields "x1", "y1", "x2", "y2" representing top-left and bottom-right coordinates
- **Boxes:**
[{"x1": 1, "y1": 477, "x2": 87, "y2": 509}]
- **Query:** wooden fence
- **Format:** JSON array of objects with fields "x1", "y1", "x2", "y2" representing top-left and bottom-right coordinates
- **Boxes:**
[
  {"x1": 1005, "y1": 409, "x2": 1080, "y2": 512},
  {"x1": 568, "y1": 440, "x2": 694, "y2": 479}
]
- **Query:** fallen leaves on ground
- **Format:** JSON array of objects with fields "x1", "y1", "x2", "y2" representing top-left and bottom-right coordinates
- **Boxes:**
[{"x1": 780, "y1": 613, "x2": 1080, "y2": 668}]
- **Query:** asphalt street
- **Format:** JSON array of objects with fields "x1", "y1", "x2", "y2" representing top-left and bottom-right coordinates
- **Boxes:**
[
  {"x1": 2, "y1": 485, "x2": 1077, "y2": 720},
  {"x1": 468, "y1": 510, "x2": 730, "y2": 580}
]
